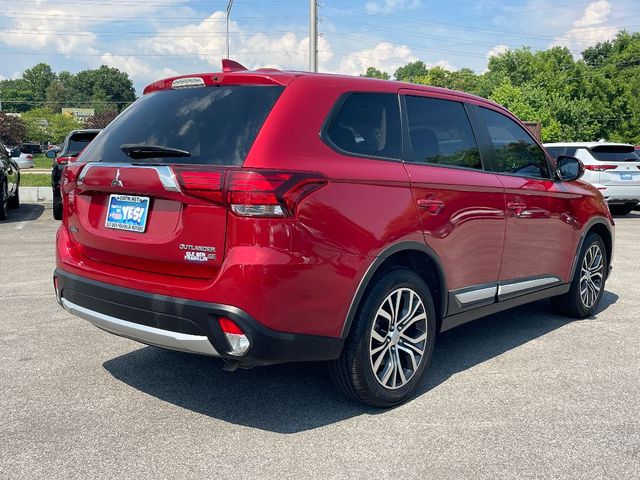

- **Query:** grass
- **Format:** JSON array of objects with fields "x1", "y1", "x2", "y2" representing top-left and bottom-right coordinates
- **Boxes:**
[
  {"x1": 33, "y1": 153, "x2": 50, "y2": 169},
  {"x1": 20, "y1": 172, "x2": 51, "y2": 187}
]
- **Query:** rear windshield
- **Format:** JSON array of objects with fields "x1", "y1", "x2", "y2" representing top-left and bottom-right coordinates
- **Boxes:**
[
  {"x1": 80, "y1": 85, "x2": 284, "y2": 165},
  {"x1": 590, "y1": 145, "x2": 640, "y2": 162},
  {"x1": 66, "y1": 132, "x2": 100, "y2": 156}
]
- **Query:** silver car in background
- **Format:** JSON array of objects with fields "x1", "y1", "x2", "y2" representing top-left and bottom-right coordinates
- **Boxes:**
[{"x1": 6, "y1": 147, "x2": 35, "y2": 169}]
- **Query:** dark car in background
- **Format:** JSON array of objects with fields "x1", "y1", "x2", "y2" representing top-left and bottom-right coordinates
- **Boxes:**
[
  {"x1": 20, "y1": 142, "x2": 42, "y2": 155},
  {"x1": 48, "y1": 129, "x2": 101, "y2": 220},
  {"x1": 0, "y1": 140, "x2": 20, "y2": 219}
]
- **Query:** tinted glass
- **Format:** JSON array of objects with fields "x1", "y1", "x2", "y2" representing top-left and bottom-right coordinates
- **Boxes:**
[
  {"x1": 479, "y1": 107, "x2": 550, "y2": 179},
  {"x1": 80, "y1": 85, "x2": 284, "y2": 165},
  {"x1": 545, "y1": 147, "x2": 565, "y2": 159},
  {"x1": 66, "y1": 132, "x2": 100, "y2": 156},
  {"x1": 326, "y1": 93, "x2": 401, "y2": 159},
  {"x1": 590, "y1": 146, "x2": 640, "y2": 162},
  {"x1": 405, "y1": 96, "x2": 481, "y2": 169}
]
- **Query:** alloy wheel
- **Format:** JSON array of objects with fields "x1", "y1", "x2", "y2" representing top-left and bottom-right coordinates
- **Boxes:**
[
  {"x1": 369, "y1": 287, "x2": 428, "y2": 390},
  {"x1": 580, "y1": 244, "x2": 604, "y2": 309}
]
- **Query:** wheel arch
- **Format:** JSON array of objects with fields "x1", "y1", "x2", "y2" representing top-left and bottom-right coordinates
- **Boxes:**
[
  {"x1": 569, "y1": 217, "x2": 614, "y2": 280},
  {"x1": 340, "y1": 241, "x2": 448, "y2": 339}
]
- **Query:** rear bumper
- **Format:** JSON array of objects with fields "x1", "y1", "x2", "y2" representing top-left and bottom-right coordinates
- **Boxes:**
[
  {"x1": 594, "y1": 183, "x2": 640, "y2": 203},
  {"x1": 54, "y1": 269, "x2": 344, "y2": 367}
]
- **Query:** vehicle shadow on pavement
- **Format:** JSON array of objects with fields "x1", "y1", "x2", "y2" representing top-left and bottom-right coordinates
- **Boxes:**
[
  {"x1": 103, "y1": 292, "x2": 617, "y2": 434},
  {"x1": 1, "y1": 203, "x2": 45, "y2": 224}
]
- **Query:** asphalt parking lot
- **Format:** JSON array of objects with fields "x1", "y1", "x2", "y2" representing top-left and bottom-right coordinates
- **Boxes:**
[{"x1": 1, "y1": 204, "x2": 639, "y2": 479}]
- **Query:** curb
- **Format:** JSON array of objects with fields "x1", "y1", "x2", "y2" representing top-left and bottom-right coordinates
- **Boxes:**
[{"x1": 21, "y1": 187, "x2": 53, "y2": 203}]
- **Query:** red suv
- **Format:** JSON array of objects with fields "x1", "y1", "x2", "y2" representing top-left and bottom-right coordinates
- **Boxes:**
[{"x1": 54, "y1": 60, "x2": 614, "y2": 407}]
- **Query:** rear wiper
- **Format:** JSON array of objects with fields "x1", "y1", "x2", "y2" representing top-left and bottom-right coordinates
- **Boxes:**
[{"x1": 120, "y1": 144, "x2": 191, "y2": 159}]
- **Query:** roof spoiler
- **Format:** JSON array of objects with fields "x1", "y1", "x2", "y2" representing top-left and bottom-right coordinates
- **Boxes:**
[{"x1": 222, "y1": 59, "x2": 248, "y2": 72}]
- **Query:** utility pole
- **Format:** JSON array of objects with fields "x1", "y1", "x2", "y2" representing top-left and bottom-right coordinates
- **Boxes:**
[
  {"x1": 226, "y1": 0, "x2": 234, "y2": 58},
  {"x1": 309, "y1": 0, "x2": 318, "y2": 72}
]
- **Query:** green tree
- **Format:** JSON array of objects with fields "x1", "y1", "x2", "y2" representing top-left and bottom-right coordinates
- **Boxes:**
[
  {"x1": 22, "y1": 108, "x2": 81, "y2": 144},
  {"x1": 68, "y1": 66, "x2": 135, "y2": 110},
  {"x1": 394, "y1": 61, "x2": 428, "y2": 81},
  {"x1": 361, "y1": 67, "x2": 390, "y2": 80},
  {"x1": 0, "y1": 79, "x2": 35, "y2": 113},
  {"x1": 23, "y1": 63, "x2": 56, "y2": 103}
]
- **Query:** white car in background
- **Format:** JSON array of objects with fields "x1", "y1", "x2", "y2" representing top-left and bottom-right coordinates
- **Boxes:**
[
  {"x1": 544, "y1": 142, "x2": 640, "y2": 215},
  {"x1": 5, "y1": 147, "x2": 35, "y2": 170}
]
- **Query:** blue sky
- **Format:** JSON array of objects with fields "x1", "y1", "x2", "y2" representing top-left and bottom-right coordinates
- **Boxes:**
[{"x1": 1, "y1": 0, "x2": 638, "y2": 94}]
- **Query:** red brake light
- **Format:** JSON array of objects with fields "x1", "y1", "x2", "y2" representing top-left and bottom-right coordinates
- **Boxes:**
[
  {"x1": 173, "y1": 167, "x2": 327, "y2": 218},
  {"x1": 585, "y1": 165, "x2": 617, "y2": 171},
  {"x1": 26, "y1": 154, "x2": 33, "y2": 160},
  {"x1": 173, "y1": 167, "x2": 225, "y2": 203},
  {"x1": 56, "y1": 156, "x2": 73, "y2": 165}
]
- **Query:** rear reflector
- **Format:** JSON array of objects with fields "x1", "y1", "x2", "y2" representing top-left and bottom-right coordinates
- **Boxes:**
[
  {"x1": 173, "y1": 167, "x2": 327, "y2": 217},
  {"x1": 585, "y1": 165, "x2": 617, "y2": 171},
  {"x1": 219, "y1": 317, "x2": 250, "y2": 356}
]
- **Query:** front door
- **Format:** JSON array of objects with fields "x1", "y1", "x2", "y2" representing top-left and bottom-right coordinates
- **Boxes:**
[{"x1": 473, "y1": 106, "x2": 577, "y2": 300}]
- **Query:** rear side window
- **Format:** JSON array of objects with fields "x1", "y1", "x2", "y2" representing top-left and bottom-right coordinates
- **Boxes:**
[
  {"x1": 479, "y1": 107, "x2": 550, "y2": 179},
  {"x1": 404, "y1": 96, "x2": 481, "y2": 169},
  {"x1": 66, "y1": 132, "x2": 99, "y2": 156},
  {"x1": 590, "y1": 145, "x2": 640, "y2": 162},
  {"x1": 80, "y1": 85, "x2": 284, "y2": 165},
  {"x1": 325, "y1": 93, "x2": 401, "y2": 159}
]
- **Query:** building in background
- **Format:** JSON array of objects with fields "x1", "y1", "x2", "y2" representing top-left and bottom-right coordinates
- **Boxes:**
[{"x1": 62, "y1": 108, "x2": 95, "y2": 124}]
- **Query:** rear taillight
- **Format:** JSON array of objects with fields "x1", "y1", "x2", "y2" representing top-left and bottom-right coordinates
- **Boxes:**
[
  {"x1": 173, "y1": 167, "x2": 327, "y2": 218},
  {"x1": 56, "y1": 156, "x2": 74, "y2": 165},
  {"x1": 585, "y1": 165, "x2": 617, "y2": 171},
  {"x1": 26, "y1": 154, "x2": 33, "y2": 160}
]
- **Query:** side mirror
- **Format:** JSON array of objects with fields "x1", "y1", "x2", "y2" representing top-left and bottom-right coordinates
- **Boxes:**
[
  {"x1": 556, "y1": 155, "x2": 584, "y2": 182},
  {"x1": 46, "y1": 150, "x2": 57, "y2": 159},
  {"x1": 10, "y1": 148, "x2": 20, "y2": 158}
]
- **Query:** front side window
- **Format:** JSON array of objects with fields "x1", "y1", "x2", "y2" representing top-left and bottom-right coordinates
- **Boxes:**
[
  {"x1": 479, "y1": 107, "x2": 550, "y2": 179},
  {"x1": 325, "y1": 93, "x2": 401, "y2": 159},
  {"x1": 404, "y1": 96, "x2": 482, "y2": 169}
]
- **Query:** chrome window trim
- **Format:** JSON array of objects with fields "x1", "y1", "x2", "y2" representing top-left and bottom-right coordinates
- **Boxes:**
[{"x1": 77, "y1": 162, "x2": 181, "y2": 192}]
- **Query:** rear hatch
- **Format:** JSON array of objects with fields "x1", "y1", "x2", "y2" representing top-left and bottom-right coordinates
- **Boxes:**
[
  {"x1": 587, "y1": 144, "x2": 640, "y2": 186},
  {"x1": 63, "y1": 81, "x2": 285, "y2": 278}
]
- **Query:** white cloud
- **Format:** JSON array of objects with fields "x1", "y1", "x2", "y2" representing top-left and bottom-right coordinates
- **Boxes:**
[
  {"x1": 552, "y1": 1, "x2": 617, "y2": 52},
  {"x1": 333, "y1": 42, "x2": 417, "y2": 76},
  {"x1": 100, "y1": 54, "x2": 178, "y2": 84},
  {"x1": 487, "y1": 44, "x2": 509, "y2": 59},
  {"x1": 365, "y1": 0, "x2": 421, "y2": 14}
]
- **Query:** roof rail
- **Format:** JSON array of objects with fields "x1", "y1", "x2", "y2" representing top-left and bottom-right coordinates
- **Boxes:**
[{"x1": 222, "y1": 59, "x2": 248, "y2": 72}]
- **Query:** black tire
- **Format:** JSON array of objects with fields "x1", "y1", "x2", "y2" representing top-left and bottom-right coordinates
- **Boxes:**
[
  {"x1": 608, "y1": 204, "x2": 634, "y2": 216},
  {"x1": 331, "y1": 268, "x2": 437, "y2": 407},
  {"x1": 552, "y1": 233, "x2": 607, "y2": 318},
  {"x1": 0, "y1": 182, "x2": 7, "y2": 221},
  {"x1": 7, "y1": 184, "x2": 19, "y2": 209},
  {"x1": 53, "y1": 194, "x2": 63, "y2": 220}
]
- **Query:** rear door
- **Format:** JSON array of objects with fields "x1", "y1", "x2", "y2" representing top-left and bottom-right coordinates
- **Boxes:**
[
  {"x1": 473, "y1": 106, "x2": 577, "y2": 293},
  {"x1": 400, "y1": 91, "x2": 506, "y2": 314},
  {"x1": 64, "y1": 84, "x2": 284, "y2": 279}
]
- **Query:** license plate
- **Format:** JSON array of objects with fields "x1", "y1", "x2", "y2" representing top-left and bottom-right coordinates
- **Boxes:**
[
  {"x1": 105, "y1": 194, "x2": 150, "y2": 233},
  {"x1": 620, "y1": 173, "x2": 633, "y2": 180}
]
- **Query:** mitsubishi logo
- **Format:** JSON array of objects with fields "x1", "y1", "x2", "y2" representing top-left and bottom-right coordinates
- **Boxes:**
[{"x1": 111, "y1": 169, "x2": 123, "y2": 187}]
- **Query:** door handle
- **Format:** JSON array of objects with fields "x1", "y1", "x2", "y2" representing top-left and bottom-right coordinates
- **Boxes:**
[
  {"x1": 417, "y1": 198, "x2": 445, "y2": 214},
  {"x1": 507, "y1": 200, "x2": 527, "y2": 216}
]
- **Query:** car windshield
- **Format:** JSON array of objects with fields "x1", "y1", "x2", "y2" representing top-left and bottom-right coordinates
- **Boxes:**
[{"x1": 79, "y1": 85, "x2": 284, "y2": 166}]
